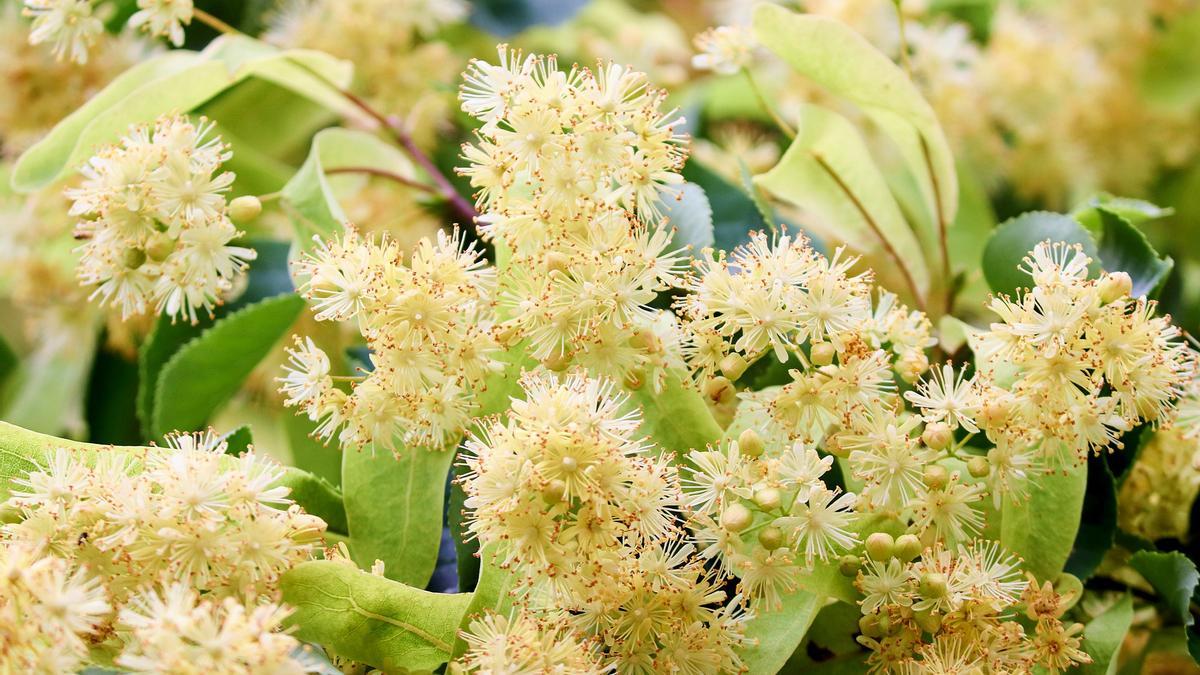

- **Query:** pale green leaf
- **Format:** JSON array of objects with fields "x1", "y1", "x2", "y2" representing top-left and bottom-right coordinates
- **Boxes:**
[
  {"x1": 738, "y1": 591, "x2": 822, "y2": 674},
  {"x1": 1001, "y1": 460, "x2": 1087, "y2": 582},
  {"x1": 281, "y1": 560, "x2": 472, "y2": 671},
  {"x1": 452, "y1": 544, "x2": 516, "y2": 658},
  {"x1": 631, "y1": 371, "x2": 723, "y2": 457},
  {"x1": 341, "y1": 445, "x2": 456, "y2": 588},
  {"x1": 151, "y1": 294, "x2": 305, "y2": 438},
  {"x1": 281, "y1": 127, "x2": 417, "y2": 251},
  {"x1": 12, "y1": 35, "x2": 354, "y2": 192},
  {"x1": 1, "y1": 325, "x2": 98, "y2": 438},
  {"x1": 1079, "y1": 595, "x2": 1133, "y2": 675},
  {"x1": 753, "y1": 104, "x2": 929, "y2": 299},
  {"x1": 661, "y1": 182, "x2": 715, "y2": 253},
  {"x1": 752, "y1": 3, "x2": 958, "y2": 240}
]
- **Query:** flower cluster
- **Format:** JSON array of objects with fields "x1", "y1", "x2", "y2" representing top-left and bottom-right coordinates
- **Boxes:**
[
  {"x1": 684, "y1": 432, "x2": 858, "y2": 608},
  {"x1": 0, "y1": 540, "x2": 109, "y2": 673},
  {"x1": 0, "y1": 432, "x2": 324, "y2": 670},
  {"x1": 282, "y1": 227, "x2": 501, "y2": 451},
  {"x1": 970, "y1": 242, "x2": 1195, "y2": 463},
  {"x1": 691, "y1": 25, "x2": 757, "y2": 75},
  {"x1": 66, "y1": 114, "x2": 257, "y2": 323},
  {"x1": 459, "y1": 370, "x2": 750, "y2": 672},
  {"x1": 3, "y1": 432, "x2": 324, "y2": 607},
  {"x1": 854, "y1": 540, "x2": 1090, "y2": 672},
  {"x1": 115, "y1": 583, "x2": 316, "y2": 674},
  {"x1": 459, "y1": 47, "x2": 691, "y2": 388},
  {"x1": 455, "y1": 609, "x2": 604, "y2": 674},
  {"x1": 23, "y1": 0, "x2": 197, "y2": 62}
]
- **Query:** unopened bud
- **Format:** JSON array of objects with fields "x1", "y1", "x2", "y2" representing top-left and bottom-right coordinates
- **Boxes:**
[
  {"x1": 720, "y1": 353, "x2": 749, "y2": 380},
  {"x1": 543, "y1": 351, "x2": 571, "y2": 372},
  {"x1": 721, "y1": 502, "x2": 754, "y2": 533},
  {"x1": 544, "y1": 250, "x2": 570, "y2": 273},
  {"x1": 824, "y1": 430, "x2": 850, "y2": 459},
  {"x1": 922, "y1": 464, "x2": 950, "y2": 490},
  {"x1": 864, "y1": 532, "x2": 895, "y2": 561},
  {"x1": 914, "y1": 608, "x2": 942, "y2": 633},
  {"x1": 123, "y1": 247, "x2": 147, "y2": 269},
  {"x1": 967, "y1": 456, "x2": 990, "y2": 478},
  {"x1": 144, "y1": 231, "x2": 176, "y2": 261},
  {"x1": 919, "y1": 572, "x2": 949, "y2": 599},
  {"x1": 228, "y1": 195, "x2": 262, "y2": 224},
  {"x1": 704, "y1": 376, "x2": 736, "y2": 405},
  {"x1": 858, "y1": 614, "x2": 883, "y2": 638},
  {"x1": 1099, "y1": 271, "x2": 1132, "y2": 303},
  {"x1": 758, "y1": 526, "x2": 785, "y2": 550},
  {"x1": 896, "y1": 350, "x2": 929, "y2": 384},
  {"x1": 894, "y1": 534, "x2": 922, "y2": 562},
  {"x1": 810, "y1": 342, "x2": 836, "y2": 367},
  {"x1": 754, "y1": 487, "x2": 782, "y2": 511},
  {"x1": 922, "y1": 422, "x2": 953, "y2": 450},
  {"x1": 839, "y1": 554, "x2": 862, "y2": 577},
  {"x1": 738, "y1": 428, "x2": 765, "y2": 458},
  {"x1": 542, "y1": 479, "x2": 567, "y2": 504},
  {"x1": 979, "y1": 398, "x2": 1009, "y2": 426}
]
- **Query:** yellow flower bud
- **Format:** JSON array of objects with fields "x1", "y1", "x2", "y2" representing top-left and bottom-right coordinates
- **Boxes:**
[
  {"x1": 810, "y1": 342, "x2": 836, "y2": 367},
  {"x1": 922, "y1": 422, "x2": 953, "y2": 450},
  {"x1": 923, "y1": 464, "x2": 950, "y2": 490},
  {"x1": 864, "y1": 532, "x2": 895, "y2": 561},
  {"x1": 738, "y1": 428, "x2": 765, "y2": 458},
  {"x1": 720, "y1": 353, "x2": 749, "y2": 380},
  {"x1": 721, "y1": 502, "x2": 753, "y2": 533},
  {"x1": 228, "y1": 195, "x2": 262, "y2": 224},
  {"x1": 894, "y1": 534, "x2": 922, "y2": 562}
]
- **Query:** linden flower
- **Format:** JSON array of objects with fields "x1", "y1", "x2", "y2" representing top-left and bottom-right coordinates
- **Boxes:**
[
  {"x1": 285, "y1": 227, "x2": 501, "y2": 451},
  {"x1": 905, "y1": 363, "x2": 981, "y2": 432},
  {"x1": 456, "y1": 610, "x2": 604, "y2": 674},
  {"x1": 23, "y1": 0, "x2": 103, "y2": 64},
  {"x1": 129, "y1": 0, "x2": 193, "y2": 47},
  {"x1": 692, "y1": 25, "x2": 757, "y2": 75},
  {"x1": 116, "y1": 583, "x2": 317, "y2": 674},
  {"x1": 65, "y1": 114, "x2": 256, "y2": 323},
  {"x1": 0, "y1": 540, "x2": 110, "y2": 674}
]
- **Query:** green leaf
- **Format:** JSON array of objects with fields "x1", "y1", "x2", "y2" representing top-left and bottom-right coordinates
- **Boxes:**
[
  {"x1": 452, "y1": 543, "x2": 517, "y2": 658},
  {"x1": 12, "y1": 35, "x2": 354, "y2": 192},
  {"x1": 0, "y1": 420, "x2": 346, "y2": 533},
  {"x1": 1129, "y1": 551, "x2": 1200, "y2": 627},
  {"x1": 220, "y1": 425, "x2": 254, "y2": 455},
  {"x1": 281, "y1": 127, "x2": 417, "y2": 251},
  {"x1": 281, "y1": 560, "x2": 472, "y2": 672},
  {"x1": 342, "y1": 445, "x2": 456, "y2": 588},
  {"x1": 661, "y1": 182, "x2": 714, "y2": 254},
  {"x1": 982, "y1": 211, "x2": 1101, "y2": 296},
  {"x1": 84, "y1": 343, "x2": 142, "y2": 445},
  {"x1": 1, "y1": 324, "x2": 99, "y2": 438},
  {"x1": 1072, "y1": 194, "x2": 1173, "y2": 230},
  {"x1": 753, "y1": 104, "x2": 930, "y2": 300},
  {"x1": 1001, "y1": 460, "x2": 1088, "y2": 582},
  {"x1": 283, "y1": 412, "x2": 342, "y2": 487},
  {"x1": 738, "y1": 590, "x2": 823, "y2": 674},
  {"x1": 631, "y1": 372, "x2": 723, "y2": 457},
  {"x1": 752, "y1": 3, "x2": 958, "y2": 243},
  {"x1": 1064, "y1": 453, "x2": 1117, "y2": 582},
  {"x1": 151, "y1": 294, "x2": 305, "y2": 438},
  {"x1": 0, "y1": 332, "x2": 17, "y2": 386},
  {"x1": 1093, "y1": 209, "x2": 1174, "y2": 298},
  {"x1": 138, "y1": 314, "x2": 206, "y2": 438},
  {"x1": 1078, "y1": 595, "x2": 1134, "y2": 675},
  {"x1": 682, "y1": 159, "x2": 764, "y2": 252}
]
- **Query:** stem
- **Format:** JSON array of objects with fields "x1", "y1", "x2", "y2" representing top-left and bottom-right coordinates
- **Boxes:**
[
  {"x1": 325, "y1": 166, "x2": 439, "y2": 195},
  {"x1": 303, "y1": 73, "x2": 480, "y2": 226},
  {"x1": 921, "y1": 136, "x2": 952, "y2": 315},
  {"x1": 742, "y1": 68, "x2": 796, "y2": 140},
  {"x1": 192, "y1": 8, "x2": 240, "y2": 36},
  {"x1": 810, "y1": 151, "x2": 927, "y2": 311},
  {"x1": 257, "y1": 191, "x2": 281, "y2": 203},
  {"x1": 892, "y1": 0, "x2": 914, "y2": 78}
]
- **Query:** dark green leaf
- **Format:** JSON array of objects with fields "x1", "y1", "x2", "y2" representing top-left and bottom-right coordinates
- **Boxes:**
[
  {"x1": 469, "y1": 0, "x2": 589, "y2": 36},
  {"x1": 150, "y1": 294, "x2": 305, "y2": 438},
  {"x1": 1129, "y1": 550, "x2": 1200, "y2": 627},
  {"x1": 281, "y1": 560, "x2": 472, "y2": 671},
  {"x1": 341, "y1": 445, "x2": 457, "y2": 588},
  {"x1": 1064, "y1": 453, "x2": 1117, "y2": 581},
  {"x1": 1093, "y1": 209, "x2": 1174, "y2": 298},
  {"x1": 982, "y1": 211, "x2": 1101, "y2": 296},
  {"x1": 220, "y1": 425, "x2": 254, "y2": 455},
  {"x1": 682, "y1": 160, "x2": 764, "y2": 252},
  {"x1": 0, "y1": 332, "x2": 16, "y2": 386},
  {"x1": 84, "y1": 343, "x2": 142, "y2": 445},
  {"x1": 448, "y1": 461, "x2": 480, "y2": 593}
]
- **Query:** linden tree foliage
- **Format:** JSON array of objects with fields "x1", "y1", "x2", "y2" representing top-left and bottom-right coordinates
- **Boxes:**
[{"x1": 2, "y1": 0, "x2": 1200, "y2": 672}]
